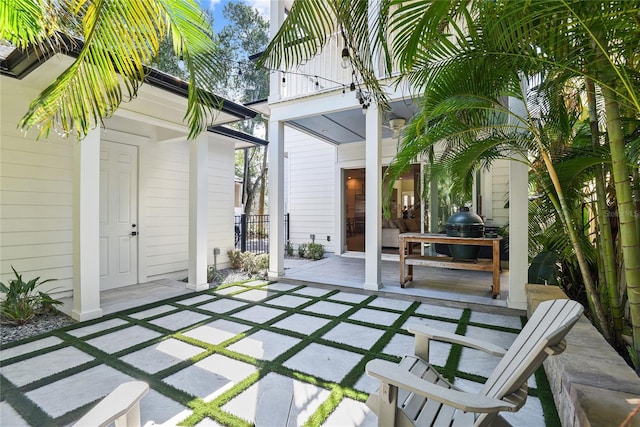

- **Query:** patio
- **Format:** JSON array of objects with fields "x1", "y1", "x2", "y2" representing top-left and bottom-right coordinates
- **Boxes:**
[{"x1": 0, "y1": 269, "x2": 558, "y2": 426}]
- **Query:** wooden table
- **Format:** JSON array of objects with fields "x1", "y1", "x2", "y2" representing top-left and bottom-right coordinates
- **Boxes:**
[{"x1": 399, "y1": 232, "x2": 503, "y2": 298}]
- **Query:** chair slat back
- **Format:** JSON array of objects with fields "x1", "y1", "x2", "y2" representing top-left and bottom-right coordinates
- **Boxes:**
[{"x1": 481, "y1": 299, "x2": 583, "y2": 400}]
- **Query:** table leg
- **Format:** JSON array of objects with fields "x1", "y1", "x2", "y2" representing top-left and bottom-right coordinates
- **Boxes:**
[
  {"x1": 492, "y1": 240, "x2": 500, "y2": 298},
  {"x1": 400, "y1": 238, "x2": 405, "y2": 287}
]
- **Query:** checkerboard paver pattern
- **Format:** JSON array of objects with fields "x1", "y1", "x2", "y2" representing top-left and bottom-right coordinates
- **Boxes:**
[{"x1": 0, "y1": 281, "x2": 549, "y2": 426}]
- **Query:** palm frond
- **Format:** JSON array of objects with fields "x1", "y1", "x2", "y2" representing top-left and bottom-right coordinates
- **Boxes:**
[
  {"x1": 0, "y1": 0, "x2": 54, "y2": 48},
  {"x1": 15, "y1": 0, "x2": 222, "y2": 140}
]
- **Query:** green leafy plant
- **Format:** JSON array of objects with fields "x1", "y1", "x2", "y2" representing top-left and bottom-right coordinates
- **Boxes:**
[
  {"x1": 285, "y1": 240, "x2": 294, "y2": 256},
  {"x1": 306, "y1": 242, "x2": 325, "y2": 260},
  {"x1": 528, "y1": 252, "x2": 560, "y2": 285},
  {"x1": 255, "y1": 254, "x2": 269, "y2": 272},
  {"x1": 240, "y1": 252, "x2": 258, "y2": 274},
  {"x1": 0, "y1": 266, "x2": 62, "y2": 325},
  {"x1": 227, "y1": 249, "x2": 242, "y2": 269},
  {"x1": 297, "y1": 243, "x2": 308, "y2": 258},
  {"x1": 207, "y1": 266, "x2": 223, "y2": 284}
]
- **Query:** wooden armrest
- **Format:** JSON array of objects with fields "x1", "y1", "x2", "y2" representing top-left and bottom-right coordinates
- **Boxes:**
[
  {"x1": 406, "y1": 323, "x2": 507, "y2": 357},
  {"x1": 73, "y1": 381, "x2": 149, "y2": 427},
  {"x1": 366, "y1": 360, "x2": 518, "y2": 413}
]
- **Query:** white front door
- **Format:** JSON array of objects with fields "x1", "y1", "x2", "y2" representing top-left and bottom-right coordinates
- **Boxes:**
[{"x1": 100, "y1": 141, "x2": 138, "y2": 289}]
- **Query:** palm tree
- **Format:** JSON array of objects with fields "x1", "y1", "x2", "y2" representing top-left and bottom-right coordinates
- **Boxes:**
[
  {"x1": 1, "y1": 0, "x2": 226, "y2": 140},
  {"x1": 259, "y1": 0, "x2": 640, "y2": 367}
]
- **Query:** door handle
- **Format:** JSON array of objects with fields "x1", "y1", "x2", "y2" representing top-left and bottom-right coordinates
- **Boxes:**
[{"x1": 131, "y1": 231, "x2": 138, "y2": 236}]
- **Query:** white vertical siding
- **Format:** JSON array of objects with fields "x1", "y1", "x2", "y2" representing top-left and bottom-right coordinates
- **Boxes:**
[
  {"x1": 0, "y1": 80, "x2": 75, "y2": 296},
  {"x1": 285, "y1": 128, "x2": 336, "y2": 252}
]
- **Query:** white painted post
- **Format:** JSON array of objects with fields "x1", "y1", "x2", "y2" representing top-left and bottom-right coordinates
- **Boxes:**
[
  {"x1": 187, "y1": 134, "x2": 208, "y2": 291},
  {"x1": 364, "y1": 103, "x2": 383, "y2": 290},
  {"x1": 508, "y1": 96, "x2": 529, "y2": 309},
  {"x1": 268, "y1": 120, "x2": 285, "y2": 279},
  {"x1": 72, "y1": 127, "x2": 103, "y2": 321}
]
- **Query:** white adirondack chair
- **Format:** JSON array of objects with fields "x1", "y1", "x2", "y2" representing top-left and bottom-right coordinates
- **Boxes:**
[
  {"x1": 72, "y1": 381, "x2": 149, "y2": 427},
  {"x1": 366, "y1": 299, "x2": 583, "y2": 427}
]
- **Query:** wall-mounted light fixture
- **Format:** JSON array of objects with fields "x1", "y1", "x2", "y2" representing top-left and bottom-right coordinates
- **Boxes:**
[{"x1": 341, "y1": 47, "x2": 350, "y2": 69}]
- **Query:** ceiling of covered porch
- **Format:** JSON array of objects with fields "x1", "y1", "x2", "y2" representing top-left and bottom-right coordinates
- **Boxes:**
[{"x1": 287, "y1": 98, "x2": 420, "y2": 145}]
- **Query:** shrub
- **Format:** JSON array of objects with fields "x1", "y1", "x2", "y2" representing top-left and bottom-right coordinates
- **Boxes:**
[
  {"x1": 240, "y1": 251, "x2": 258, "y2": 274},
  {"x1": 306, "y1": 242, "x2": 325, "y2": 260},
  {"x1": 285, "y1": 241, "x2": 294, "y2": 256},
  {"x1": 255, "y1": 254, "x2": 269, "y2": 272},
  {"x1": 298, "y1": 243, "x2": 308, "y2": 258},
  {"x1": 207, "y1": 266, "x2": 222, "y2": 284},
  {"x1": 0, "y1": 266, "x2": 62, "y2": 325},
  {"x1": 227, "y1": 249, "x2": 242, "y2": 269}
]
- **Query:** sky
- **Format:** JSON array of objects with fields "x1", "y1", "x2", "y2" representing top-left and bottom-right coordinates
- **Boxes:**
[{"x1": 200, "y1": 0, "x2": 271, "y2": 33}]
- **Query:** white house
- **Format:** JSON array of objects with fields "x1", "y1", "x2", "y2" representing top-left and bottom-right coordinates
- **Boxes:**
[
  {"x1": 263, "y1": 0, "x2": 529, "y2": 309},
  {"x1": 0, "y1": 46, "x2": 265, "y2": 320}
]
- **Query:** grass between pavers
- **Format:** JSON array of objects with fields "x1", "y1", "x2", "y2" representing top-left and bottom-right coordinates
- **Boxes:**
[{"x1": 0, "y1": 280, "x2": 560, "y2": 427}]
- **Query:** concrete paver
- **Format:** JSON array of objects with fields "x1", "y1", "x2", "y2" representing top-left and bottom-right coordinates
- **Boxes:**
[
  {"x1": 283, "y1": 343, "x2": 363, "y2": 383},
  {"x1": 163, "y1": 354, "x2": 257, "y2": 401},
  {"x1": 119, "y1": 338, "x2": 204, "y2": 373},
  {"x1": 322, "y1": 398, "x2": 377, "y2": 427},
  {"x1": 0, "y1": 336, "x2": 63, "y2": 361},
  {"x1": 66, "y1": 318, "x2": 128, "y2": 337},
  {"x1": 25, "y1": 365, "x2": 133, "y2": 418},
  {"x1": 85, "y1": 325, "x2": 163, "y2": 354},
  {"x1": 321, "y1": 323, "x2": 385, "y2": 350},
  {"x1": 348, "y1": 307, "x2": 401, "y2": 326},
  {"x1": 197, "y1": 298, "x2": 247, "y2": 314},
  {"x1": 184, "y1": 319, "x2": 251, "y2": 345},
  {"x1": 1, "y1": 346, "x2": 94, "y2": 386},
  {"x1": 148, "y1": 310, "x2": 210, "y2": 331},
  {"x1": 223, "y1": 372, "x2": 331, "y2": 426},
  {"x1": 272, "y1": 313, "x2": 331, "y2": 335},
  {"x1": 227, "y1": 329, "x2": 301, "y2": 361},
  {"x1": 303, "y1": 300, "x2": 352, "y2": 316}
]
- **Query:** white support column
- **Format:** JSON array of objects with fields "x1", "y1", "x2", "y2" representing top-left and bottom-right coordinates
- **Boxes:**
[
  {"x1": 72, "y1": 127, "x2": 103, "y2": 321},
  {"x1": 187, "y1": 134, "x2": 208, "y2": 291},
  {"x1": 364, "y1": 104, "x2": 382, "y2": 290},
  {"x1": 268, "y1": 120, "x2": 285, "y2": 279},
  {"x1": 508, "y1": 155, "x2": 528, "y2": 308},
  {"x1": 508, "y1": 96, "x2": 529, "y2": 309}
]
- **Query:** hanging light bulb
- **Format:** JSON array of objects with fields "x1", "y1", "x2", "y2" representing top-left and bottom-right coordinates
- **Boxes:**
[{"x1": 340, "y1": 47, "x2": 350, "y2": 69}]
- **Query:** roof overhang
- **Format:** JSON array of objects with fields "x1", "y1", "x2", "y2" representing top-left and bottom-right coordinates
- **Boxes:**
[
  {"x1": 0, "y1": 37, "x2": 259, "y2": 124},
  {"x1": 208, "y1": 125, "x2": 268, "y2": 149}
]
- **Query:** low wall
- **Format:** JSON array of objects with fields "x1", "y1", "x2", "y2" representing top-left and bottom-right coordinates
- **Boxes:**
[{"x1": 527, "y1": 284, "x2": 640, "y2": 427}]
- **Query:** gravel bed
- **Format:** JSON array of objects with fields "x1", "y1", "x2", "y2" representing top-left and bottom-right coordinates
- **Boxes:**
[{"x1": 1, "y1": 268, "x2": 263, "y2": 346}]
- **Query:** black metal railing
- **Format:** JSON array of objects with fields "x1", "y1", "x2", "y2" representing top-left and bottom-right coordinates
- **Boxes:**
[{"x1": 234, "y1": 213, "x2": 290, "y2": 254}]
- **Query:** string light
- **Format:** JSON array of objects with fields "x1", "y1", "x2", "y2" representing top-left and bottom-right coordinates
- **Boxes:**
[{"x1": 264, "y1": 63, "x2": 373, "y2": 113}]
